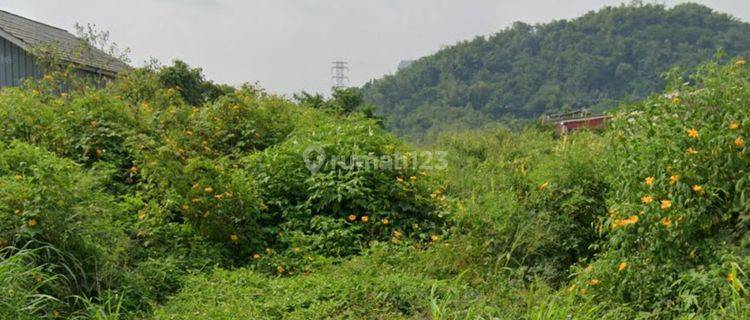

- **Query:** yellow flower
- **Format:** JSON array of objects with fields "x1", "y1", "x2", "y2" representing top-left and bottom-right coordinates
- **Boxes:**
[
  {"x1": 347, "y1": 214, "x2": 357, "y2": 222},
  {"x1": 736, "y1": 59, "x2": 747, "y2": 66},
  {"x1": 661, "y1": 217, "x2": 672, "y2": 227},
  {"x1": 688, "y1": 128, "x2": 699, "y2": 139},
  {"x1": 687, "y1": 147, "x2": 698, "y2": 155},
  {"x1": 27, "y1": 219, "x2": 38, "y2": 227},
  {"x1": 382, "y1": 218, "x2": 390, "y2": 225},
  {"x1": 660, "y1": 200, "x2": 672, "y2": 210},
  {"x1": 361, "y1": 215, "x2": 369, "y2": 223},
  {"x1": 396, "y1": 176, "x2": 404, "y2": 183},
  {"x1": 588, "y1": 279, "x2": 600, "y2": 286},
  {"x1": 730, "y1": 121, "x2": 740, "y2": 130},
  {"x1": 735, "y1": 137, "x2": 745, "y2": 148},
  {"x1": 672, "y1": 96, "x2": 681, "y2": 105},
  {"x1": 204, "y1": 186, "x2": 214, "y2": 194},
  {"x1": 230, "y1": 233, "x2": 239, "y2": 242},
  {"x1": 692, "y1": 185, "x2": 704, "y2": 195},
  {"x1": 252, "y1": 253, "x2": 261, "y2": 259},
  {"x1": 615, "y1": 215, "x2": 639, "y2": 228},
  {"x1": 409, "y1": 176, "x2": 417, "y2": 181},
  {"x1": 138, "y1": 212, "x2": 146, "y2": 220},
  {"x1": 430, "y1": 234, "x2": 440, "y2": 242},
  {"x1": 618, "y1": 262, "x2": 628, "y2": 272},
  {"x1": 641, "y1": 195, "x2": 654, "y2": 204},
  {"x1": 644, "y1": 176, "x2": 655, "y2": 187},
  {"x1": 727, "y1": 272, "x2": 735, "y2": 282},
  {"x1": 539, "y1": 182, "x2": 549, "y2": 190},
  {"x1": 277, "y1": 266, "x2": 285, "y2": 274},
  {"x1": 669, "y1": 175, "x2": 679, "y2": 185}
]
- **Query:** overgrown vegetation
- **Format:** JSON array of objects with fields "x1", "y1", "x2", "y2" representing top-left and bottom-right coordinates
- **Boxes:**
[
  {"x1": 3, "y1": 7, "x2": 750, "y2": 318},
  {"x1": 154, "y1": 60, "x2": 750, "y2": 319},
  {"x1": 362, "y1": 3, "x2": 750, "y2": 140},
  {"x1": 0, "y1": 59, "x2": 445, "y2": 318}
]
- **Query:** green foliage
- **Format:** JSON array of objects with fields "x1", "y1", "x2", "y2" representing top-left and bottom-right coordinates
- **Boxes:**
[
  {"x1": 362, "y1": 3, "x2": 750, "y2": 140},
  {"x1": 156, "y1": 60, "x2": 233, "y2": 106},
  {"x1": 0, "y1": 248, "x2": 59, "y2": 320},
  {"x1": 569, "y1": 60, "x2": 750, "y2": 316},
  {"x1": 0, "y1": 58, "x2": 447, "y2": 317}
]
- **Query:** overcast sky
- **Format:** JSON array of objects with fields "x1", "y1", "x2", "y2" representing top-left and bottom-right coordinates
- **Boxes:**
[{"x1": 2, "y1": 0, "x2": 749, "y2": 95}]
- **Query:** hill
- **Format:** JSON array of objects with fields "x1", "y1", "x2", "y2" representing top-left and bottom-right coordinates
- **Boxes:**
[{"x1": 361, "y1": 3, "x2": 750, "y2": 140}]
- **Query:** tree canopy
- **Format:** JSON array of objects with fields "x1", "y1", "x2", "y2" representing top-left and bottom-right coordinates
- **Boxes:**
[{"x1": 362, "y1": 3, "x2": 750, "y2": 140}]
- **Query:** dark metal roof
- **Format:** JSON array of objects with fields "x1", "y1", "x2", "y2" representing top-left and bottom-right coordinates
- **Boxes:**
[{"x1": 0, "y1": 10, "x2": 128, "y2": 75}]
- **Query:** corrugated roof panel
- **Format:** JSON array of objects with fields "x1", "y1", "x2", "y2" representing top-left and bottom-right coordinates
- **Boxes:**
[{"x1": 0, "y1": 10, "x2": 129, "y2": 75}]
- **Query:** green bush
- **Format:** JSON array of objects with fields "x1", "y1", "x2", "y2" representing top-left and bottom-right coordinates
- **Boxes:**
[
  {"x1": 243, "y1": 112, "x2": 447, "y2": 269},
  {"x1": 0, "y1": 141, "x2": 132, "y2": 315},
  {"x1": 436, "y1": 129, "x2": 608, "y2": 283},
  {"x1": 573, "y1": 60, "x2": 750, "y2": 316}
]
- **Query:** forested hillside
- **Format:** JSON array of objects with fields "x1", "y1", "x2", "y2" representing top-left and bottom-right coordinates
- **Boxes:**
[{"x1": 362, "y1": 3, "x2": 750, "y2": 140}]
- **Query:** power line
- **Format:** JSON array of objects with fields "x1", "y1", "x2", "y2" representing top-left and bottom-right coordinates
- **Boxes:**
[{"x1": 331, "y1": 61, "x2": 349, "y2": 89}]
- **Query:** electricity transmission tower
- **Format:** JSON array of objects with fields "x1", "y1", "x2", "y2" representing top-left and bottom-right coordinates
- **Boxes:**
[{"x1": 331, "y1": 61, "x2": 349, "y2": 89}]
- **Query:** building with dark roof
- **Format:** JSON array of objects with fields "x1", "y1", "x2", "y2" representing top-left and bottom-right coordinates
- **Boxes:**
[{"x1": 0, "y1": 9, "x2": 128, "y2": 87}]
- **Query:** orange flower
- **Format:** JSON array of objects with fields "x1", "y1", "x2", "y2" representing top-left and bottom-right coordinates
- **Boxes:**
[
  {"x1": 660, "y1": 200, "x2": 672, "y2": 210},
  {"x1": 641, "y1": 195, "x2": 654, "y2": 204},
  {"x1": 618, "y1": 262, "x2": 628, "y2": 272},
  {"x1": 688, "y1": 128, "x2": 699, "y2": 139},
  {"x1": 588, "y1": 279, "x2": 600, "y2": 286},
  {"x1": 669, "y1": 175, "x2": 679, "y2": 185},
  {"x1": 644, "y1": 176, "x2": 655, "y2": 187},
  {"x1": 661, "y1": 217, "x2": 672, "y2": 227},
  {"x1": 692, "y1": 185, "x2": 704, "y2": 195},
  {"x1": 730, "y1": 121, "x2": 740, "y2": 130},
  {"x1": 735, "y1": 137, "x2": 745, "y2": 148},
  {"x1": 615, "y1": 215, "x2": 639, "y2": 228},
  {"x1": 27, "y1": 219, "x2": 38, "y2": 227},
  {"x1": 347, "y1": 214, "x2": 357, "y2": 222}
]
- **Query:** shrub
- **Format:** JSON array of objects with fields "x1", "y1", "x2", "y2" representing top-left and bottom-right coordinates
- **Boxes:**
[
  {"x1": 242, "y1": 112, "x2": 447, "y2": 269},
  {"x1": 436, "y1": 129, "x2": 608, "y2": 283},
  {"x1": 0, "y1": 141, "x2": 130, "y2": 315},
  {"x1": 574, "y1": 60, "x2": 750, "y2": 316}
]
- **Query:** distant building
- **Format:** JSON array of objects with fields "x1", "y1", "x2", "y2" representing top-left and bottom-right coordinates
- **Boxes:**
[
  {"x1": 0, "y1": 10, "x2": 128, "y2": 87},
  {"x1": 540, "y1": 109, "x2": 610, "y2": 134}
]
